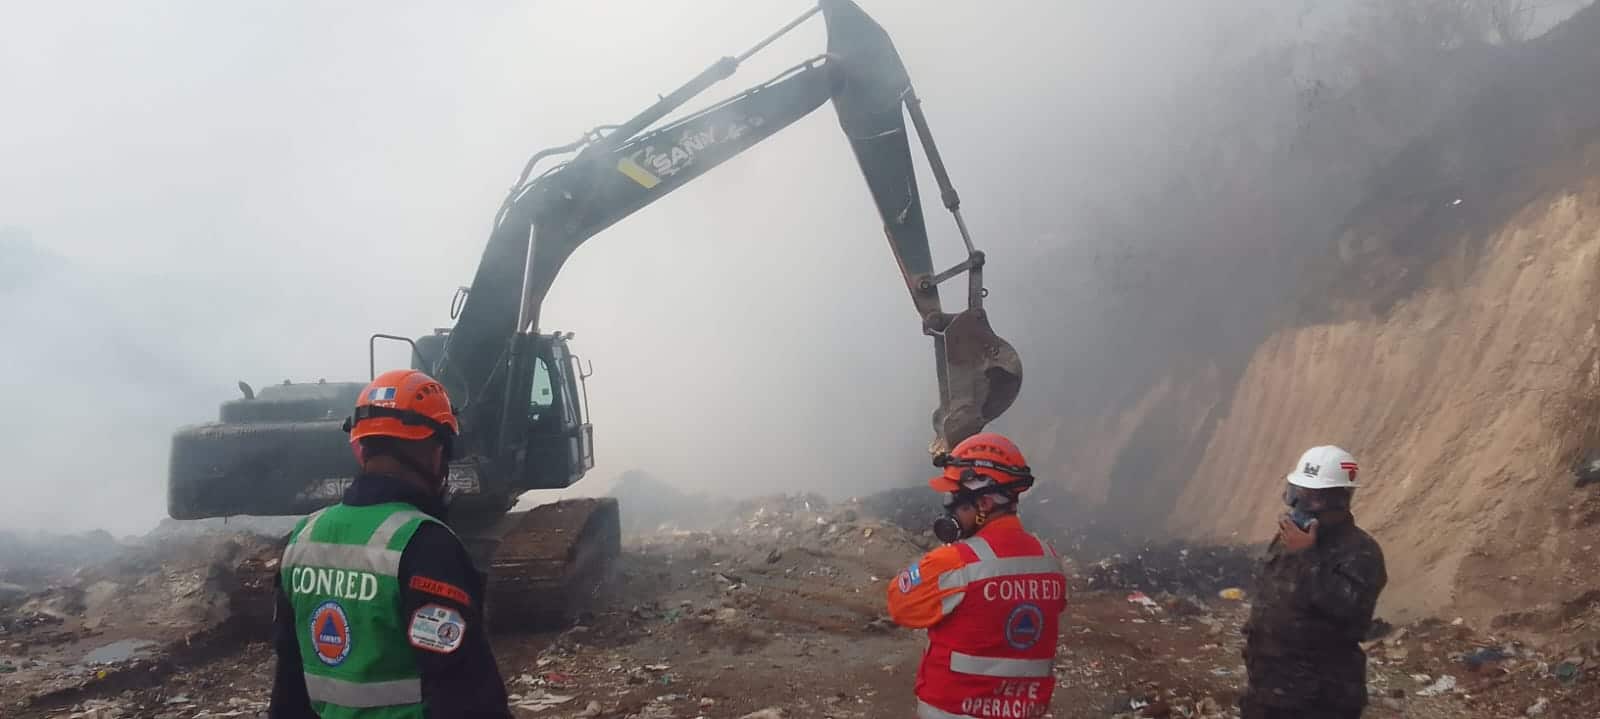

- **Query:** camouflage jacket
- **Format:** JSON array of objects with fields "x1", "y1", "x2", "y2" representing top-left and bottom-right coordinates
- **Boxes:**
[{"x1": 1241, "y1": 516, "x2": 1387, "y2": 709}]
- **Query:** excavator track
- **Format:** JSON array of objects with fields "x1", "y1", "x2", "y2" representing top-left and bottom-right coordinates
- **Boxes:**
[{"x1": 477, "y1": 497, "x2": 621, "y2": 633}]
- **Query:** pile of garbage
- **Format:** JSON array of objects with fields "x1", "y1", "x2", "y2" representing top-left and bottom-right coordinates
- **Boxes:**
[
  {"x1": 856, "y1": 486, "x2": 937, "y2": 533},
  {"x1": 1083, "y1": 541, "x2": 1258, "y2": 597}
]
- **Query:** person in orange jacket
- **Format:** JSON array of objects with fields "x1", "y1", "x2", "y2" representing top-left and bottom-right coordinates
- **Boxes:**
[{"x1": 886, "y1": 432, "x2": 1068, "y2": 719}]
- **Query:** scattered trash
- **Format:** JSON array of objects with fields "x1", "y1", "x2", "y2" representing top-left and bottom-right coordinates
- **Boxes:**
[
  {"x1": 510, "y1": 689, "x2": 575, "y2": 711},
  {"x1": 1417, "y1": 675, "x2": 1456, "y2": 696},
  {"x1": 1460, "y1": 646, "x2": 1512, "y2": 669},
  {"x1": 1087, "y1": 543, "x2": 1255, "y2": 596},
  {"x1": 1574, "y1": 450, "x2": 1600, "y2": 486},
  {"x1": 739, "y1": 709, "x2": 787, "y2": 719},
  {"x1": 1127, "y1": 592, "x2": 1162, "y2": 612},
  {"x1": 1526, "y1": 697, "x2": 1549, "y2": 716},
  {"x1": 1218, "y1": 587, "x2": 1245, "y2": 601}
]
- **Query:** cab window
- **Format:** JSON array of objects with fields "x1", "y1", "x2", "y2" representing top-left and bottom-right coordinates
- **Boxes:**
[{"x1": 528, "y1": 356, "x2": 554, "y2": 423}]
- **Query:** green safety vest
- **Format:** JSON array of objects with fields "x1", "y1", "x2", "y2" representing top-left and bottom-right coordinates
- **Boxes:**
[{"x1": 280, "y1": 502, "x2": 451, "y2": 719}]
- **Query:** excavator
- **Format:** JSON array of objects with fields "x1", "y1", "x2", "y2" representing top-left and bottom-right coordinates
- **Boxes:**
[{"x1": 166, "y1": 0, "x2": 1022, "y2": 630}]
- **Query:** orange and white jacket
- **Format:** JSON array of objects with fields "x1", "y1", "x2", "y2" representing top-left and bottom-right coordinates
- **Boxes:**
[{"x1": 886, "y1": 515, "x2": 1067, "y2": 719}]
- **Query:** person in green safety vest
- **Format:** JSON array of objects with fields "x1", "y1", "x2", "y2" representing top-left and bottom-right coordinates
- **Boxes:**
[{"x1": 269, "y1": 368, "x2": 512, "y2": 719}]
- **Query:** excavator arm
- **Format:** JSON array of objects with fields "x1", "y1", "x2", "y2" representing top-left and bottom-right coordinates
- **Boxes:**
[
  {"x1": 436, "y1": 0, "x2": 1021, "y2": 459},
  {"x1": 165, "y1": 0, "x2": 1020, "y2": 630}
]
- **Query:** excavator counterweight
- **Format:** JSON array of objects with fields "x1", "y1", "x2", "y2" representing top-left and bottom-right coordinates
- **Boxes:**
[{"x1": 166, "y1": 0, "x2": 1021, "y2": 631}]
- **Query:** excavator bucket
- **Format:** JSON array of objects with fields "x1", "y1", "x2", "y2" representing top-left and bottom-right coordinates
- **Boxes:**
[
  {"x1": 933, "y1": 309, "x2": 1022, "y2": 452},
  {"x1": 820, "y1": 0, "x2": 1024, "y2": 451}
]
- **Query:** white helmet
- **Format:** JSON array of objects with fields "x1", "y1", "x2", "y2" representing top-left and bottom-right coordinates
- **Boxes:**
[{"x1": 1286, "y1": 445, "x2": 1359, "y2": 489}]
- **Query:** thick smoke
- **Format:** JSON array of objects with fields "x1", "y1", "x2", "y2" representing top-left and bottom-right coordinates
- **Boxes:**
[{"x1": 1, "y1": 0, "x2": 1589, "y2": 533}]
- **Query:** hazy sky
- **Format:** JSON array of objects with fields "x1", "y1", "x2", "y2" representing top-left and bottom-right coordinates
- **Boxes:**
[{"x1": 1, "y1": 0, "x2": 1319, "y2": 534}]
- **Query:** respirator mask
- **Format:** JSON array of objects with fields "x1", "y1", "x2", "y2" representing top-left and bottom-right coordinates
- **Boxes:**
[
  {"x1": 932, "y1": 492, "x2": 974, "y2": 544},
  {"x1": 929, "y1": 452, "x2": 1032, "y2": 544},
  {"x1": 1283, "y1": 483, "x2": 1352, "y2": 530},
  {"x1": 1282, "y1": 483, "x2": 1317, "y2": 530}
]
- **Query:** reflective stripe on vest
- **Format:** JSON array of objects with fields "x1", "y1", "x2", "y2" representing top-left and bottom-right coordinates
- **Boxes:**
[
  {"x1": 937, "y1": 554, "x2": 1063, "y2": 590},
  {"x1": 284, "y1": 509, "x2": 434, "y2": 577},
  {"x1": 918, "y1": 699, "x2": 981, "y2": 719},
  {"x1": 965, "y1": 536, "x2": 999, "y2": 561},
  {"x1": 948, "y1": 651, "x2": 1054, "y2": 678},
  {"x1": 304, "y1": 675, "x2": 423, "y2": 708}
]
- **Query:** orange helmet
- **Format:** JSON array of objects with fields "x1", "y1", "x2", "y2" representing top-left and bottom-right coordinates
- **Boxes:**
[
  {"x1": 929, "y1": 432, "x2": 1034, "y2": 494},
  {"x1": 343, "y1": 369, "x2": 459, "y2": 456}
]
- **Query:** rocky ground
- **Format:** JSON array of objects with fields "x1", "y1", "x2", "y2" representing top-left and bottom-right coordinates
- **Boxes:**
[{"x1": 4, "y1": 492, "x2": 1600, "y2": 718}]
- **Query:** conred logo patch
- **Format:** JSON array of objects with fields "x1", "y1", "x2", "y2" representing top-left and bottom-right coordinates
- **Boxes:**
[
  {"x1": 1004, "y1": 603, "x2": 1044, "y2": 650},
  {"x1": 309, "y1": 600, "x2": 352, "y2": 666}
]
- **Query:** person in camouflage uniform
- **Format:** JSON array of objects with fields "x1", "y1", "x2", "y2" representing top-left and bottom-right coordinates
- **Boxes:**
[{"x1": 1241, "y1": 445, "x2": 1388, "y2": 719}]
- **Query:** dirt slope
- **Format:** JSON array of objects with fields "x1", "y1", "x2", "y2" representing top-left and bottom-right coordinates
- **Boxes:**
[
  {"x1": 1026, "y1": 4, "x2": 1600, "y2": 626},
  {"x1": 1163, "y1": 5, "x2": 1600, "y2": 624},
  {"x1": 1170, "y1": 165, "x2": 1600, "y2": 621}
]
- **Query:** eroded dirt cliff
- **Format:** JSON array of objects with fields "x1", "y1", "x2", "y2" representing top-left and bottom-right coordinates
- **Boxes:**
[
  {"x1": 1031, "y1": 4, "x2": 1600, "y2": 625},
  {"x1": 1173, "y1": 166, "x2": 1600, "y2": 621}
]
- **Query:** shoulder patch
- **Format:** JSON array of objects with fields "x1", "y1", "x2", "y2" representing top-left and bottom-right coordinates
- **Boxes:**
[
  {"x1": 896, "y1": 563, "x2": 922, "y2": 593},
  {"x1": 409, "y1": 575, "x2": 472, "y2": 606},
  {"x1": 409, "y1": 603, "x2": 466, "y2": 654}
]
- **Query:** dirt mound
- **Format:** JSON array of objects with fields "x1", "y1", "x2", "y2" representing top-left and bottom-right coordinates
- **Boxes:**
[
  {"x1": 0, "y1": 530, "x2": 126, "y2": 592},
  {"x1": 0, "y1": 527, "x2": 284, "y2": 716}
]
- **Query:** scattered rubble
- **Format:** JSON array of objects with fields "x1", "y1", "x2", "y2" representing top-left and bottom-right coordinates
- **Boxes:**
[{"x1": 7, "y1": 490, "x2": 1600, "y2": 717}]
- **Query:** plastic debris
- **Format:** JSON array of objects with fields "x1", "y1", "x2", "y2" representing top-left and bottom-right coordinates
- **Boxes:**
[
  {"x1": 1416, "y1": 675, "x2": 1456, "y2": 696},
  {"x1": 510, "y1": 689, "x2": 575, "y2": 711},
  {"x1": 1127, "y1": 592, "x2": 1162, "y2": 612},
  {"x1": 1460, "y1": 646, "x2": 1512, "y2": 668}
]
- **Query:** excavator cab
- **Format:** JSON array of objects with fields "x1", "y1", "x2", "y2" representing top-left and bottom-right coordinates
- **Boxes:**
[
  {"x1": 412, "y1": 328, "x2": 595, "y2": 497},
  {"x1": 507, "y1": 331, "x2": 595, "y2": 491}
]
